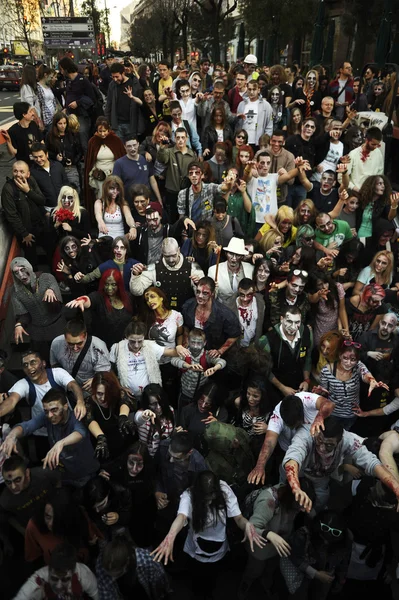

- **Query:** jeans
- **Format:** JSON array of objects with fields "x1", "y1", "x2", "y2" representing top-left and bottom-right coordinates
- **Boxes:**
[
  {"x1": 115, "y1": 123, "x2": 133, "y2": 142},
  {"x1": 285, "y1": 183, "x2": 307, "y2": 208}
]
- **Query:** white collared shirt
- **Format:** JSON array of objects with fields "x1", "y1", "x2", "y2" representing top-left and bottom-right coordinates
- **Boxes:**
[{"x1": 279, "y1": 324, "x2": 300, "y2": 349}]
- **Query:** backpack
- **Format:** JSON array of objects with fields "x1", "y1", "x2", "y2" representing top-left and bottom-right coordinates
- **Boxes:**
[{"x1": 25, "y1": 368, "x2": 63, "y2": 407}]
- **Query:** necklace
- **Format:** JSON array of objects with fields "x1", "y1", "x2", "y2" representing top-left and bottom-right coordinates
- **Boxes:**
[{"x1": 94, "y1": 399, "x2": 112, "y2": 421}]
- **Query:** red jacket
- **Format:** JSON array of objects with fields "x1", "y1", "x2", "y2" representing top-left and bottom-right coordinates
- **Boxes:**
[{"x1": 327, "y1": 77, "x2": 355, "y2": 105}]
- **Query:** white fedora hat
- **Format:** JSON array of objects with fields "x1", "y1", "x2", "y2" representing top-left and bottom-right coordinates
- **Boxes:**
[{"x1": 223, "y1": 237, "x2": 248, "y2": 255}]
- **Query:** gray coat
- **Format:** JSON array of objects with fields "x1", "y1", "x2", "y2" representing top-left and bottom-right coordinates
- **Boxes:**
[{"x1": 236, "y1": 97, "x2": 273, "y2": 143}]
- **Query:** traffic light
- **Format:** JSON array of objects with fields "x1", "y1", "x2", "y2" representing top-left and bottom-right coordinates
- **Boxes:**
[{"x1": 1, "y1": 48, "x2": 9, "y2": 55}]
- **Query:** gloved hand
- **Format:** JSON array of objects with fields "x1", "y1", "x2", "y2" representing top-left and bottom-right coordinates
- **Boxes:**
[
  {"x1": 95, "y1": 435, "x2": 109, "y2": 460},
  {"x1": 118, "y1": 415, "x2": 135, "y2": 436}
]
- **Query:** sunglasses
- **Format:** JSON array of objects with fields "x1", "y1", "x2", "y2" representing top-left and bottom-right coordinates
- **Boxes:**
[
  {"x1": 292, "y1": 269, "x2": 308, "y2": 277},
  {"x1": 320, "y1": 522, "x2": 342, "y2": 537},
  {"x1": 303, "y1": 236, "x2": 315, "y2": 241},
  {"x1": 343, "y1": 340, "x2": 361, "y2": 349}
]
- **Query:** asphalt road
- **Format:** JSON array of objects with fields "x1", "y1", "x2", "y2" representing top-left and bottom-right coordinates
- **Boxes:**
[{"x1": 0, "y1": 89, "x2": 20, "y2": 126}]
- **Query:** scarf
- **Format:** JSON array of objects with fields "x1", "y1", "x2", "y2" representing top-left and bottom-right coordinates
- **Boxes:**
[
  {"x1": 305, "y1": 89, "x2": 315, "y2": 118},
  {"x1": 113, "y1": 340, "x2": 162, "y2": 388}
]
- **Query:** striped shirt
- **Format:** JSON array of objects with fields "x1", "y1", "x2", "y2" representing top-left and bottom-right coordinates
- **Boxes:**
[{"x1": 319, "y1": 360, "x2": 370, "y2": 419}]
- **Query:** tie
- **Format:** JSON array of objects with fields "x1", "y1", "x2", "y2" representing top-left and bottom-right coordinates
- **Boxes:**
[{"x1": 232, "y1": 273, "x2": 238, "y2": 292}]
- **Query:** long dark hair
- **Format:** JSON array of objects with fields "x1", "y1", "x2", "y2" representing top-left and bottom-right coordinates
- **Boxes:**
[
  {"x1": 210, "y1": 104, "x2": 227, "y2": 129},
  {"x1": 241, "y1": 375, "x2": 271, "y2": 416},
  {"x1": 33, "y1": 488, "x2": 89, "y2": 547},
  {"x1": 309, "y1": 271, "x2": 339, "y2": 310},
  {"x1": 140, "y1": 286, "x2": 170, "y2": 329},
  {"x1": 59, "y1": 236, "x2": 81, "y2": 268},
  {"x1": 191, "y1": 471, "x2": 227, "y2": 533},
  {"x1": 21, "y1": 64, "x2": 37, "y2": 92},
  {"x1": 141, "y1": 383, "x2": 174, "y2": 424}
]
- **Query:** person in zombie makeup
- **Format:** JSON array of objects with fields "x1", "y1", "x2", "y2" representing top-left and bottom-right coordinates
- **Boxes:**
[
  {"x1": 347, "y1": 126, "x2": 384, "y2": 191},
  {"x1": 94, "y1": 174, "x2": 137, "y2": 241},
  {"x1": 66, "y1": 268, "x2": 133, "y2": 349},
  {"x1": 182, "y1": 276, "x2": 241, "y2": 360},
  {"x1": 172, "y1": 327, "x2": 226, "y2": 408},
  {"x1": 56, "y1": 236, "x2": 104, "y2": 295},
  {"x1": 14, "y1": 542, "x2": 99, "y2": 600},
  {"x1": 84, "y1": 371, "x2": 135, "y2": 463},
  {"x1": 285, "y1": 117, "x2": 317, "y2": 207},
  {"x1": 346, "y1": 283, "x2": 388, "y2": 341},
  {"x1": 226, "y1": 277, "x2": 265, "y2": 347},
  {"x1": 2, "y1": 389, "x2": 98, "y2": 487},
  {"x1": 50, "y1": 186, "x2": 90, "y2": 241},
  {"x1": 208, "y1": 237, "x2": 254, "y2": 303},
  {"x1": 267, "y1": 86, "x2": 288, "y2": 132},
  {"x1": 99, "y1": 441, "x2": 157, "y2": 547},
  {"x1": 10, "y1": 257, "x2": 66, "y2": 352},
  {"x1": 282, "y1": 510, "x2": 352, "y2": 598},
  {"x1": 342, "y1": 125, "x2": 363, "y2": 154},
  {"x1": 130, "y1": 207, "x2": 188, "y2": 266},
  {"x1": 283, "y1": 416, "x2": 399, "y2": 513},
  {"x1": 177, "y1": 160, "x2": 227, "y2": 221},
  {"x1": 292, "y1": 69, "x2": 322, "y2": 118},
  {"x1": 50, "y1": 319, "x2": 111, "y2": 392},
  {"x1": 130, "y1": 237, "x2": 204, "y2": 311},
  {"x1": 327, "y1": 61, "x2": 354, "y2": 121},
  {"x1": 259, "y1": 306, "x2": 313, "y2": 405},
  {"x1": 73, "y1": 235, "x2": 138, "y2": 291},
  {"x1": 264, "y1": 269, "x2": 310, "y2": 329},
  {"x1": 248, "y1": 391, "x2": 334, "y2": 485},
  {"x1": 110, "y1": 320, "x2": 187, "y2": 401}
]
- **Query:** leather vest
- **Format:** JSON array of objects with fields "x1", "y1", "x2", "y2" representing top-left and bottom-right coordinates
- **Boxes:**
[{"x1": 155, "y1": 258, "x2": 193, "y2": 310}]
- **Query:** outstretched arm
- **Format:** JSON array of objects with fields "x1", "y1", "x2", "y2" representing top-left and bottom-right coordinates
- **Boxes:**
[
  {"x1": 247, "y1": 430, "x2": 279, "y2": 485},
  {"x1": 284, "y1": 459, "x2": 312, "y2": 512},
  {"x1": 150, "y1": 513, "x2": 186, "y2": 565}
]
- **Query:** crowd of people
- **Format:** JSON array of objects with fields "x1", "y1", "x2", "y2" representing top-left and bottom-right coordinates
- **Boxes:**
[{"x1": 0, "y1": 51, "x2": 398, "y2": 599}]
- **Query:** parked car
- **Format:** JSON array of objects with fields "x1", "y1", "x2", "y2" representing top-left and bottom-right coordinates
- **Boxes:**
[{"x1": 0, "y1": 67, "x2": 22, "y2": 91}]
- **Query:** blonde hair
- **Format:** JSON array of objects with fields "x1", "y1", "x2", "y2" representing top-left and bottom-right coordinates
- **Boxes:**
[
  {"x1": 67, "y1": 114, "x2": 80, "y2": 133},
  {"x1": 259, "y1": 228, "x2": 282, "y2": 254},
  {"x1": 370, "y1": 250, "x2": 394, "y2": 286},
  {"x1": 293, "y1": 199, "x2": 318, "y2": 226},
  {"x1": 304, "y1": 69, "x2": 319, "y2": 93},
  {"x1": 56, "y1": 186, "x2": 81, "y2": 221},
  {"x1": 275, "y1": 205, "x2": 294, "y2": 228}
]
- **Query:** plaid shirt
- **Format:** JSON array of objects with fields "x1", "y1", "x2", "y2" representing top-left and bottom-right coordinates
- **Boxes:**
[
  {"x1": 37, "y1": 83, "x2": 57, "y2": 126},
  {"x1": 96, "y1": 546, "x2": 171, "y2": 600},
  {"x1": 177, "y1": 183, "x2": 222, "y2": 219}
]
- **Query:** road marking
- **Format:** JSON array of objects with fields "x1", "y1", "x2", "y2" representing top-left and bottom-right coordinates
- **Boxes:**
[
  {"x1": 4, "y1": 96, "x2": 9, "y2": 100},
  {"x1": 0, "y1": 107, "x2": 13, "y2": 111},
  {"x1": 0, "y1": 116, "x2": 16, "y2": 126}
]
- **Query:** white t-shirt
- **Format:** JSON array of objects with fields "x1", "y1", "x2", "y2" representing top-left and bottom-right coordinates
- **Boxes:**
[
  {"x1": 147, "y1": 310, "x2": 183, "y2": 364},
  {"x1": 179, "y1": 480, "x2": 241, "y2": 563},
  {"x1": 247, "y1": 174, "x2": 278, "y2": 223},
  {"x1": 9, "y1": 368, "x2": 74, "y2": 436},
  {"x1": 243, "y1": 100, "x2": 259, "y2": 144},
  {"x1": 268, "y1": 391, "x2": 319, "y2": 451},
  {"x1": 216, "y1": 129, "x2": 224, "y2": 142},
  {"x1": 312, "y1": 141, "x2": 344, "y2": 183},
  {"x1": 110, "y1": 341, "x2": 164, "y2": 398}
]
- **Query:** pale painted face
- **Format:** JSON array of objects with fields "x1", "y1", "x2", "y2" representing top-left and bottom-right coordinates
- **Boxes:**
[
  {"x1": 95, "y1": 383, "x2": 108, "y2": 407},
  {"x1": 64, "y1": 240, "x2": 78, "y2": 259},
  {"x1": 61, "y1": 191, "x2": 75, "y2": 209},
  {"x1": 13, "y1": 265, "x2": 32, "y2": 285},
  {"x1": 247, "y1": 386, "x2": 262, "y2": 407},
  {"x1": 339, "y1": 350, "x2": 358, "y2": 371},
  {"x1": 188, "y1": 335, "x2": 205, "y2": 357},
  {"x1": 108, "y1": 184, "x2": 120, "y2": 200},
  {"x1": 127, "y1": 453, "x2": 144, "y2": 477},
  {"x1": 238, "y1": 287, "x2": 254, "y2": 308},
  {"x1": 379, "y1": 314, "x2": 397, "y2": 339},
  {"x1": 127, "y1": 334, "x2": 145, "y2": 354},
  {"x1": 281, "y1": 312, "x2": 301, "y2": 336},
  {"x1": 113, "y1": 241, "x2": 127, "y2": 262}
]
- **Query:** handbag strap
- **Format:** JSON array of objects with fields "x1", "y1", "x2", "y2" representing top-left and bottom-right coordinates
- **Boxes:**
[{"x1": 71, "y1": 334, "x2": 92, "y2": 379}]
